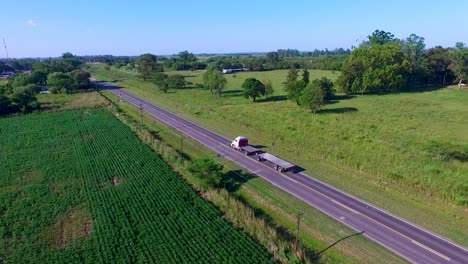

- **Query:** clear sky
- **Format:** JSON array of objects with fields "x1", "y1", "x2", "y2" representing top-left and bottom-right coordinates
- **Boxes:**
[{"x1": 2, "y1": 0, "x2": 468, "y2": 58}]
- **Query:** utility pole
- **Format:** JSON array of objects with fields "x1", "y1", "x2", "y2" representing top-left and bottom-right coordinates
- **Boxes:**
[
  {"x1": 139, "y1": 101, "x2": 143, "y2": 131},
  {"x1": 2, "y1": 37, "x2": 9, "y2": 60},
  {"x1": 295, "y1": 211, "x2": 304, "y2": 252},
  {"x1": 180, "y1": 137, "x2": 184, "y2": 156}
]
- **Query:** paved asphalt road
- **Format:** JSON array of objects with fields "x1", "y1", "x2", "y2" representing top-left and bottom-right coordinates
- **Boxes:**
[{"x1": 99, "y1": 82, "x2": 468, "y2": 264}]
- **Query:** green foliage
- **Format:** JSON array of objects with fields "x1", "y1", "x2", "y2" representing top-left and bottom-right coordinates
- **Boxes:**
[
  {"x1": 302, "y1": 68, "x2": 310, "y2": 86},
  {"x1": 166, "y1": 74, "x2": 187, "y2": 89},
  {"x1": 424, "y1": 46, "x2": 454, "y2": 86},
  {"x1": 449, "y1": 42, "x2": 468, "y2": 87},
  {"x1": 188, "y1": 158, "x2": 224, "y2": 189},
  {"x1": 47, "y1": 72, "x2": 75, "y2": 94},
  {"x1": 338, "y1": 45, "x2": 408, "y2": 94},
  {"x1": 0, "y1": 110, "x2": 273, "y2": 263},
  {"x1": 284, "y1": 80, "x2": 305, "y2": 105},
  {"x1": 70, "y1": 70, "x2": 91, "y2": 89},
  {"x1": 367, "y1": 30, "x2": 397, "y2": 46},
  {"x1": 136, "y1": 53, "x2": 162, "y2": 81},
  {"x1": 262, "y1": 79, "x2": 274, "y2": 98},
  {"x1": 152, "y1": 72, "x2": 169, "y2": 92},
  {"x1": 300, "y1": 79, "x2": 326, "y2": 113},
  {"x1": 202, "y1": 70, "x2": 227, "y2": 96},
  {"x1": 242, "y1": 78, "x2": 265, "y2": 102},
  {"x1": 0, "y1": 95, "x2": 12, "y2": 115}
]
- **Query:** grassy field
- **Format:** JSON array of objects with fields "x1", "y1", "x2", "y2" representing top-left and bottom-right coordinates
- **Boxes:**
[
  {"x1": 0, "y1": 110, "x2": 274, "y2": 263},
  {"x1": 102, "y1": 91, "x2": 407, "y2": 263},
  {"x1": 90, "y1": 65, "x2": 468, "y2": 246}
]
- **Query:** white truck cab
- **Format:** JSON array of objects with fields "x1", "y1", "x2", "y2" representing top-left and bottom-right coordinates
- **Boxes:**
[{"x1": 231, "y1": 136, "x2": 249, "y2": 149}]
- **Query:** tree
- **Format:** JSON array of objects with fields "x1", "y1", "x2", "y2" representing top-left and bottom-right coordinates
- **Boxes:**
[
  {"x1": 136, "y1": 53, "x2": 162, "y2": 81},
  {"x1": 402, "y1": 34, "x2": 426, "y2": 88},
  {"x1": 152, "y1": 72, "x2": 169, "y2": 92},
  {"x1": 367, "y1": 30, "x2": 396, "y2": 46},
  {"x1": 0, "y1": 95, "x2": 12, "y2": 115},
  {"x1": 10, "y1": 87, "x2": 40, "y2": 113},
  {"x1": 449, "y1": 42, "x2": 468, "y2": 88},
  {"x1": 285, "y1": 80, "x2": 306, "y2": 105},
  {"x1": 300, "y1": 80, "x2": 325, "y2": 114},
  {"x1": 338, "y1": 45, "x2": 408, "y2": 94},
  {"x1": 70, "y1": 70, "x2": 91, "y2": 89},
  {"x1": 188, "y1": 158, "x2": 224, "y2": 189},
  {"x1": 47, "y1": 72, "x2": 75, "y2": 94},
  {"x1": 424, "y1": 46, "x2": 453, "y2": 86},
  {"x1": 178, "y1": 51, "x2": 197, "y2": 63},
  {"x1": 166, "y1": 74, "x2": 187, "y2": 89},
  {"x1": 315, "y1": 77, "x2": 335, "y2": 100},
  {"x1": 30, "y1": 69, "x2": 48, "y2": 85},
  {"x1": 284, "y1": 66, "x2": 299, "y2": 85},
  {"x1": 302, "y1": 68, "x2": 310, "y2": 86},
  {"x1": 242, "y1": 78, "x2": 265, "y2": 102},
  {"x1": 202, "y1": 70, "x2": 227, "y2": 96},
  {"x1": 263, "y1": 79, "x2": 274, "y2": 98}
]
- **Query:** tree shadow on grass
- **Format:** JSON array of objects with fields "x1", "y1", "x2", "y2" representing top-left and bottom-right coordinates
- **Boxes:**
[
  {"x1": 222, "y1": 90, "x2": 244, "y2": 98},
  {"x1": 223, "y1": 169, "x2": 258, "y2": 193},
  {"x1": 318, "y1": 107, "x2": 358, "y2": 114},
  {"x1": 256, "y1": 95, "x2": 288, "y2": 103}
]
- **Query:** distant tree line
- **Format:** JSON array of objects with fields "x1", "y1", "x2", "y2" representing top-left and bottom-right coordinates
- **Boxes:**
[{"x1": 0, "y1": 53, "x2": 93, "y2": 116}]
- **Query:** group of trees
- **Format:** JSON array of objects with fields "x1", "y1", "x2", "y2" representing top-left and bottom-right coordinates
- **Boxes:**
[
  {"x1": 0, "y1": 53, "x2": 93, "y2": 115},
  {"x1": 280, "y1": 67, "x2": 335, "y2": 113},
  {"x1": 338, "y1": 30, "x2": 468, "y2": 94},
  {"x1": 152, "y1": 73, "x2": 187, "y2": 92}
]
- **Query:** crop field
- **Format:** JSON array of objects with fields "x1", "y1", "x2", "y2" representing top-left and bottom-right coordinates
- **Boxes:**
[
  {"x1": 90, "y1": 65, "x2": 468, "y2": 246},
  {"x1": 0, "y1": 110, "x2": 273, "y2": 263}
]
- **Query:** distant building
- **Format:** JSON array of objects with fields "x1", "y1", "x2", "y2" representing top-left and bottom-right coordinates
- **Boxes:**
[
  {"x1": 0, "y1": 71, "x2": 15, "y2": 79},
  {"x1": 222, "y1": 68, "x2": 250, "y2": 74}
]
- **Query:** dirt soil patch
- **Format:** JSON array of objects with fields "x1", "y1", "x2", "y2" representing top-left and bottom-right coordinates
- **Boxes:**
[{"x1": 54, "y1": 209, "x2": 93, "y2": 249}]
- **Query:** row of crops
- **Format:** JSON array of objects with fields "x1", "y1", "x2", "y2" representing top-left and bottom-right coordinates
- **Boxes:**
[{"x1": 0, "y1": 110, "x2": 274, "y2": 263}]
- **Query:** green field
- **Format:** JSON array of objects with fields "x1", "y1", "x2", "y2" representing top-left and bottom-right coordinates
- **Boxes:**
[
  {"x1": 0, "y1": 110, "x2": 273, "y2": 263},
  {"x1": 102, "y1": 91, "x2": 407, "y2": 263},
  {"x1": 90, "y1": 65, "x2": 468, "y2": 246}
]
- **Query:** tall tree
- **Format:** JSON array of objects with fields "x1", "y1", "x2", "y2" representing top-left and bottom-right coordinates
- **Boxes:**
[
  {"x1": 242, "y1": 78, "x2": 265, "y2": 102},
  {"x1": 152, "y1": 72, "x2": 169, "y2": 92},
  {"x1": 402, "y1": 34, "x2": 426, "y2": 88},
  {"x1": 424, "y1": 46, "x2": 453, "y2": 86},
  {"x1": 166, "y1": 74, "x2": 187, "y2": 89},
  {"x1": 262, "y1": 79, "x2": 274, "y2": 98},
  {"x1": 300, "y1": 79, "x2": 326, "y2": 114},
  {"x1": 302, "y1": 68, "x2": 310, "y2": 86},
  {"x1": 202, "y1": 70, "x2": 227, "y2": 96},
  {"x1": 338, "y1": 45, "x2": 408, "y2": 94},
  {"x1": 70, "y1": 70, "x2": 91, "y2": 89},
  {"x1": 136, "y1": 53, "x2": 162, "y2": 81},
  {"x1": 367, "y1": 30, "x2": 396, "y2": 46},
  {"x1": 47, "y1": 72, "x2": 75, "y2": 94},
  {"x1": 449, "y1": 42, "x2": 468, "y2": 88}
]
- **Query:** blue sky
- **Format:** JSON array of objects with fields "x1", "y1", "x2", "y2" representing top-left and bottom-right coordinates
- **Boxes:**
[{"x1": 2, "y1": 0, "x2": 468, "y2": 58}]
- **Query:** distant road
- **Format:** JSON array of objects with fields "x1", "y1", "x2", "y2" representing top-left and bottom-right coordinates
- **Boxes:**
[{"x1": 98, "y1": 82, "x2": 468, "y2": 264}]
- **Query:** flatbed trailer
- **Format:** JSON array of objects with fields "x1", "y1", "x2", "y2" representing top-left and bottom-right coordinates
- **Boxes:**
[
  {"x1": 238, "y1": 145, "x2": 261, "y2": 155},
  {"x1": 257, "y1": 153, "x2": 295, "y2": 172}
]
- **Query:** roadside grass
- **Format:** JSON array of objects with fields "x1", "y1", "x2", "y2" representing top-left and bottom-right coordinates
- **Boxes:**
[
  {"x1": 102, "y1": 90, "x2": 407, "y2": 263},
  {"x1": 91, "y1": 65, "x2": 468, "y2": 246},
  {"x1": 37, "y1": 91, "x2": 108, "y2": 110}
]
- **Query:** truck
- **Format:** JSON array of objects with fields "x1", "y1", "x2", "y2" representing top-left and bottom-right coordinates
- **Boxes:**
[
  {"x1": 230, "y1": 136, "x2": 261, "y2": 155},
  {"x1": 230, "y1": 136, "x2": 296, "y2": 172}
]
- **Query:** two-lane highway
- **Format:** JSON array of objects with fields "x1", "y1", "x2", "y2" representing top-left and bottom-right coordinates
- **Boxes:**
[{"x1": 99, "y1": 82, "x2": 468, "y2": 263}]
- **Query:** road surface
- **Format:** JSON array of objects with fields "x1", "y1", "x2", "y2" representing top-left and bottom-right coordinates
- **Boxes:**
[{"x1": 99, "y1": 82, "x2": 468, "y2": 264}]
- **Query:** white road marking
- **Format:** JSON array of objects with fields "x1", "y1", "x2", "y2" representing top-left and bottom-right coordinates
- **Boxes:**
[{"x1": 411, "y1": 240, "x2": 451, "y2": 261}]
